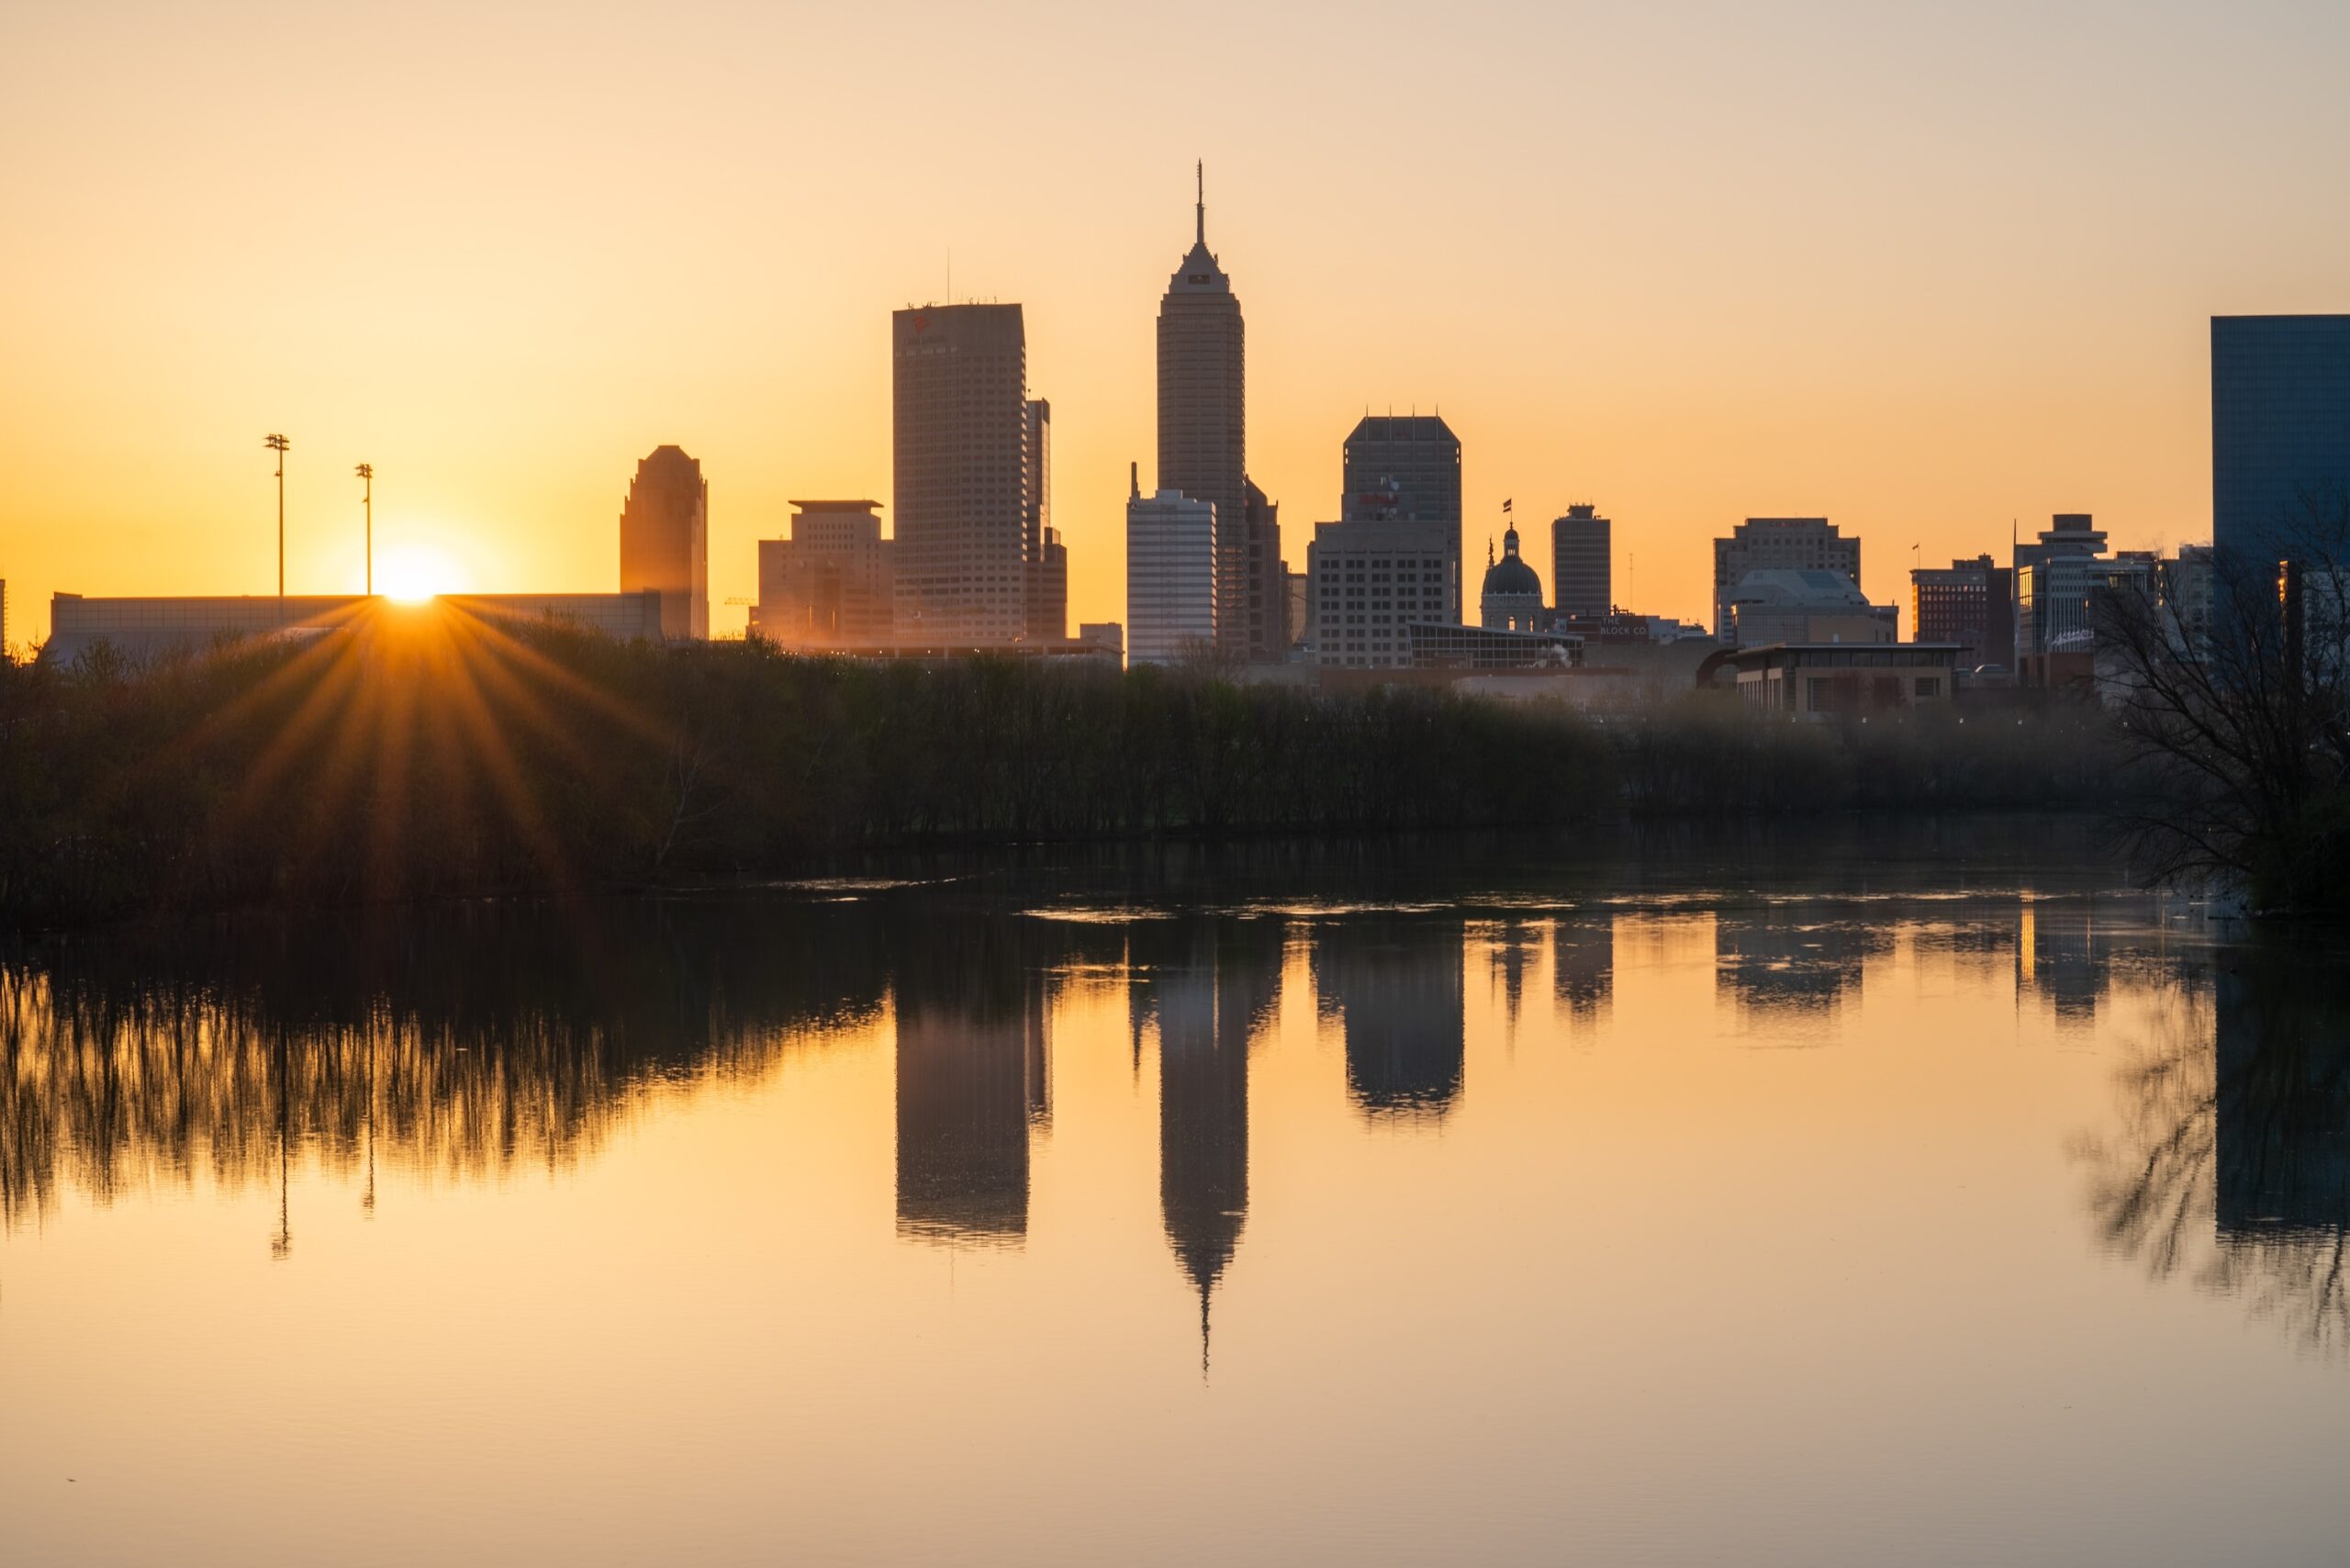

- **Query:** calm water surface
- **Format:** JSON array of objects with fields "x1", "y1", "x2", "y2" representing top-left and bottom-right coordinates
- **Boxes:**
[{"x1": 6, "y1": 829, "x2": 2348, "y2": 1566}]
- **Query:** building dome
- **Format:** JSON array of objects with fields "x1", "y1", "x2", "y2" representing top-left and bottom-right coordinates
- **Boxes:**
[
  {"x1": 1482, "y1": 535, "x2": 1542, "y2": 600},
  {"x1": 1479, "y1": 525, "x2": 1546, "y2": 631}
]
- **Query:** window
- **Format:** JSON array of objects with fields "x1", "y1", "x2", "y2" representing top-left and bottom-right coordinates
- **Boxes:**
[{"x1": 1915, "y1": 678, "x2": 1941, "y2": 698}]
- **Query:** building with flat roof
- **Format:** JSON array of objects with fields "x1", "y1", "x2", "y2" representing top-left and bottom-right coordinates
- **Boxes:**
[
  {"x1": 2213, "y1": 315, "x2": 2350, "y2": 579},
  {"x1": 1728, "y1": 643, "x2": 1961, "y2": 715},
  {"x1": 620, "y1": 445, "x2": 708, "y2": 642},
  {"x1": 1723, "y1": 568, "x2": 1897, "y2": 648},
  {"x1": 2012, "y1": 512, "x2": 2108, "y2": 577},
  {"x1": 1127, "y1": 467, "x2": 1217, "y2": 666},
  {"x1": 1550, "y1": 505, "x2": 1611, "y2": 621},
  {"x1": 1308, "y1": 517, "x2": 1456, "y2": 669},
  {"x1": 42, "y1": 591, "x2": 669, "y2": 666},
  {"x1": 1342, "y1": 416, "x2": 1461, "y2": 621},
  {"x1": 1712, "y1": 518, "x2": 1857, "y2": 638},
  {"x1": 752, "y1": 500, "x2": 895, "y2": 649},
  {"x1": 1408, "y1": 621, "x2": 1579, "y2": 670},
  {"x1": 1910, "y1": 554, "x2": 2016, "y2": 670},
  {"x1": 893, "y1": 302, "x2": 1032, "y2": 645}
]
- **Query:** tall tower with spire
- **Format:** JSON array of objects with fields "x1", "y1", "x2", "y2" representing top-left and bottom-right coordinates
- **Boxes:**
[{"x1": 1158, "y1": 164, "x2": 1280, "y2": 657}]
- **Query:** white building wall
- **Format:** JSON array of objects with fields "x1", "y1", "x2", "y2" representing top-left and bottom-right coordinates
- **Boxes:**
[{"x1": 1127, "y1": 489, "x2": 1217, "y2": 665}]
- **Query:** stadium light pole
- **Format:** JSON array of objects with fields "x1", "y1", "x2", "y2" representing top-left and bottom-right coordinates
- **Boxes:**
[
  {"x1": 355, "y1": 463, "x2": 375, "y2": 596},
  {"x1": 264, "y1": 433, "x2": 290, "y2": 598}
]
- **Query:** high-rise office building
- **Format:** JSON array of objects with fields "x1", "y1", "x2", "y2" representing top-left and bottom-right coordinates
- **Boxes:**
[
  {"x1": 1023, "y1": 398, "x2": 1066, "y2": 643},
  {"x1": 1127, "y1": 464, "x2": 1218, "y2": 665},
  {"x1": 893, "y1": 303, "x2": 1031, "y2": 644},
  {"x1": 752, "y1": 500, "x2": 894, "y2": 648},
  {"x1": 1158, "y1": 167, "x2": 1282, "y2": 658},
  {"x1": 2213, "y1": 315, "x2": 2350, "y2": 578},
  {"x1": 1910, "y1": 554, "x2": 2016, "y2": 669},
  {"x1": 619, "y1": 445, "x2": 708, "y2": 641},
  {"x1": 1308, "y1": 513, "x2": 1456, "y2": 669},
  {"x1": 1712, "y1": 518, "x2": 1858, "y2": 639},
  {"x1": 1242, "y1": 479, "x2": 1285, "y2": 654},
  {"x1": 1550, "y1": 505, "x2": 1611, "y2": 619},
  {"x1": 1342, "y1": 416, "x2": 1461, "y2": 621}
]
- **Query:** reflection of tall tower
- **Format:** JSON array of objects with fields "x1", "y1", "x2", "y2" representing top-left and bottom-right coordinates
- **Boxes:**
[
  {"x1": 2215, "y1": 958, "x2": 2350, "y2": 1236},
  {"x1": 1483, "y1": 918, "x2": 1540, "y2": 1039},
  {"x1": 1312, "y1": 917, "x2": 1465, "y2": 1119},
  {"x1": 1134, "y1": 916, "x2": 1282, "y2": 1372},
  {"x1": 894, "y1": 936, "x2": 1050, "y2": 1246},
  {"x1": 1552, "y1": 916, "x2": 1615, "y2": 1022}
]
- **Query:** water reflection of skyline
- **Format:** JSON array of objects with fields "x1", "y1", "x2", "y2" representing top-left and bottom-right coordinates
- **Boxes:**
[{"x1": 8, "y1": 888, "x2": 2343, "y2": 1353}]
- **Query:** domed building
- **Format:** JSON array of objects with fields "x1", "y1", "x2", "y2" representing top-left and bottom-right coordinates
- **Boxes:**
[{"x1": 1479, "y1": 524, "x2": 1546, "y2": 631}]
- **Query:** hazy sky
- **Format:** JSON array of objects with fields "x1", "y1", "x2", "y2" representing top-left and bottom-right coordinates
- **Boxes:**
[{"x1": 4, "y1": 0, "x2": 2347, "y2": 644}]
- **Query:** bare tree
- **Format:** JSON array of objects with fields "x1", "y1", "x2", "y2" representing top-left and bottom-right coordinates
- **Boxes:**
[{"x1": 2098, "y1": 490, "x2": 2350, "y2": 911}]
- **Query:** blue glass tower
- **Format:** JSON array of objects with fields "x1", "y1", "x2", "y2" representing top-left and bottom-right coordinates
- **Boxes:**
[{"x1": 2212, "y1": 315, "x2": 2350, "y2": 577}]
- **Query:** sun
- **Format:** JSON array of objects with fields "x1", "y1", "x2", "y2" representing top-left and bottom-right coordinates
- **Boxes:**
[{"x1": 377, "y1": 545, "x2": 470, "y2": 602}]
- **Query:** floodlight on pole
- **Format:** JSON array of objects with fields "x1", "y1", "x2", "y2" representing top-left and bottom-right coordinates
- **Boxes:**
[
  {"x1": 264, "y1": 433, "x2": 290, "y2": 599},
  {"x1": 355, "y1": 463, "x2": 375, "y2": 596}
]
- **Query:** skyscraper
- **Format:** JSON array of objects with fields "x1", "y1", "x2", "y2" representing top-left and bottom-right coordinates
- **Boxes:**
[
  {"x1": 752, "y1": 500, "x2": 894, "y2": 648},
  {"x1": 2212, "y1": 315, "x2": 2350, "y2": 579},
  {"x1": 1023, "y1": 398, "x2": 1067, "y2": 642},
  {"x1": 1550, "y1": 504, "x2": 1611, "y2": 619},
  {"x1": 1158, "y1": 166, "x2": 1276, "y2": 656},
  {"x1": 1127, "y1": 464, "x2": 1218, "y2": 664},
  {"x1": 619, "y1": 445, "x2": 708, "y2": 641},
  {"x1": 1711, "y1": 517, "x2": 1857, "y2": 639},
  {"x1": 1341, "y1": 415, "x2": 1461, "y2": 620},
  {"x1": 893, "y1": 303, "x2": 1030, "y2": 644}
]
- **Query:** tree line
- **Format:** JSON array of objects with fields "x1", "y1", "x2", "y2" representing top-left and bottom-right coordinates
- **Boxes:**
[{"x1": 0, "y1": 607, "x2": 2122, "y2": 928}]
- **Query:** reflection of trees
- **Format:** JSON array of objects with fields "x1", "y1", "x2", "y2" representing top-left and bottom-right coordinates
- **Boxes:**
[
  {"x1": 0, "y1": 898, "x2": 1121, "y2": 1230},
  {"x1": 2078, "y1": 946, "x2": 2350, "y2": 1353}
]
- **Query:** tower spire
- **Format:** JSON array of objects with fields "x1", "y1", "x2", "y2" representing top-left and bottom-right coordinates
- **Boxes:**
[{"x1": 1195, "y1": 159, "x2": 1204, "y2": 245}]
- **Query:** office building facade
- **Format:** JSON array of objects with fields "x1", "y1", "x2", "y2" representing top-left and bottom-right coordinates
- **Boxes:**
[
  {"x1": 2213, "y1": 315, "x2": 2350, "y2": 578},
  {"x1": 1910, "y1": 554, "x2": 2016, "y2": 669},
  {"x1": 1127, "y1": 467, "x2": 1217, "y2": 665},
  {"x1": 1309, "y1": 518, "x2": 1456, "y2": 669},
  {"x1": 893, "y1": 303, "x2": 1031, "y2": 644},
  {"x1": 1712, "y1": 518, "x2": 1858, "y2": 639},
  {"x1": 752, "y1": 500, "x2": 895, "y2": 649},
  {"x1": 1342, "y1": 416, "x2": 1462, "y2": 621},
  {"x1": 1550, "y1": 505, "x2": 1611, "y2": 620},
  {"x1": 619, "y1": 444, "x2": 709, "y2": 641}
]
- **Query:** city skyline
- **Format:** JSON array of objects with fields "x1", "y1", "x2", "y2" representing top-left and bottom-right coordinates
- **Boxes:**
[{"x1": 6, "y1": 3, "x2": 2349, "y2": 648}]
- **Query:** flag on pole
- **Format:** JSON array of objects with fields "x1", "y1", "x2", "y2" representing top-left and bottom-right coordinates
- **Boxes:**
[{"x1": 1502, "y1": 498, "x2": 1513, "y2": 514}]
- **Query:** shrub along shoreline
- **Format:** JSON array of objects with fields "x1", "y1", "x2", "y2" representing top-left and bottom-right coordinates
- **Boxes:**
[{"x1": 0, "y1": 619, "x2": 2126, "y2": 930}]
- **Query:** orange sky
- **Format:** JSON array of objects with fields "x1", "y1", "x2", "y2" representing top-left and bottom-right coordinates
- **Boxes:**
[{"x1": 4, "y1": 0, "x2": 2347, "y2": 647}]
